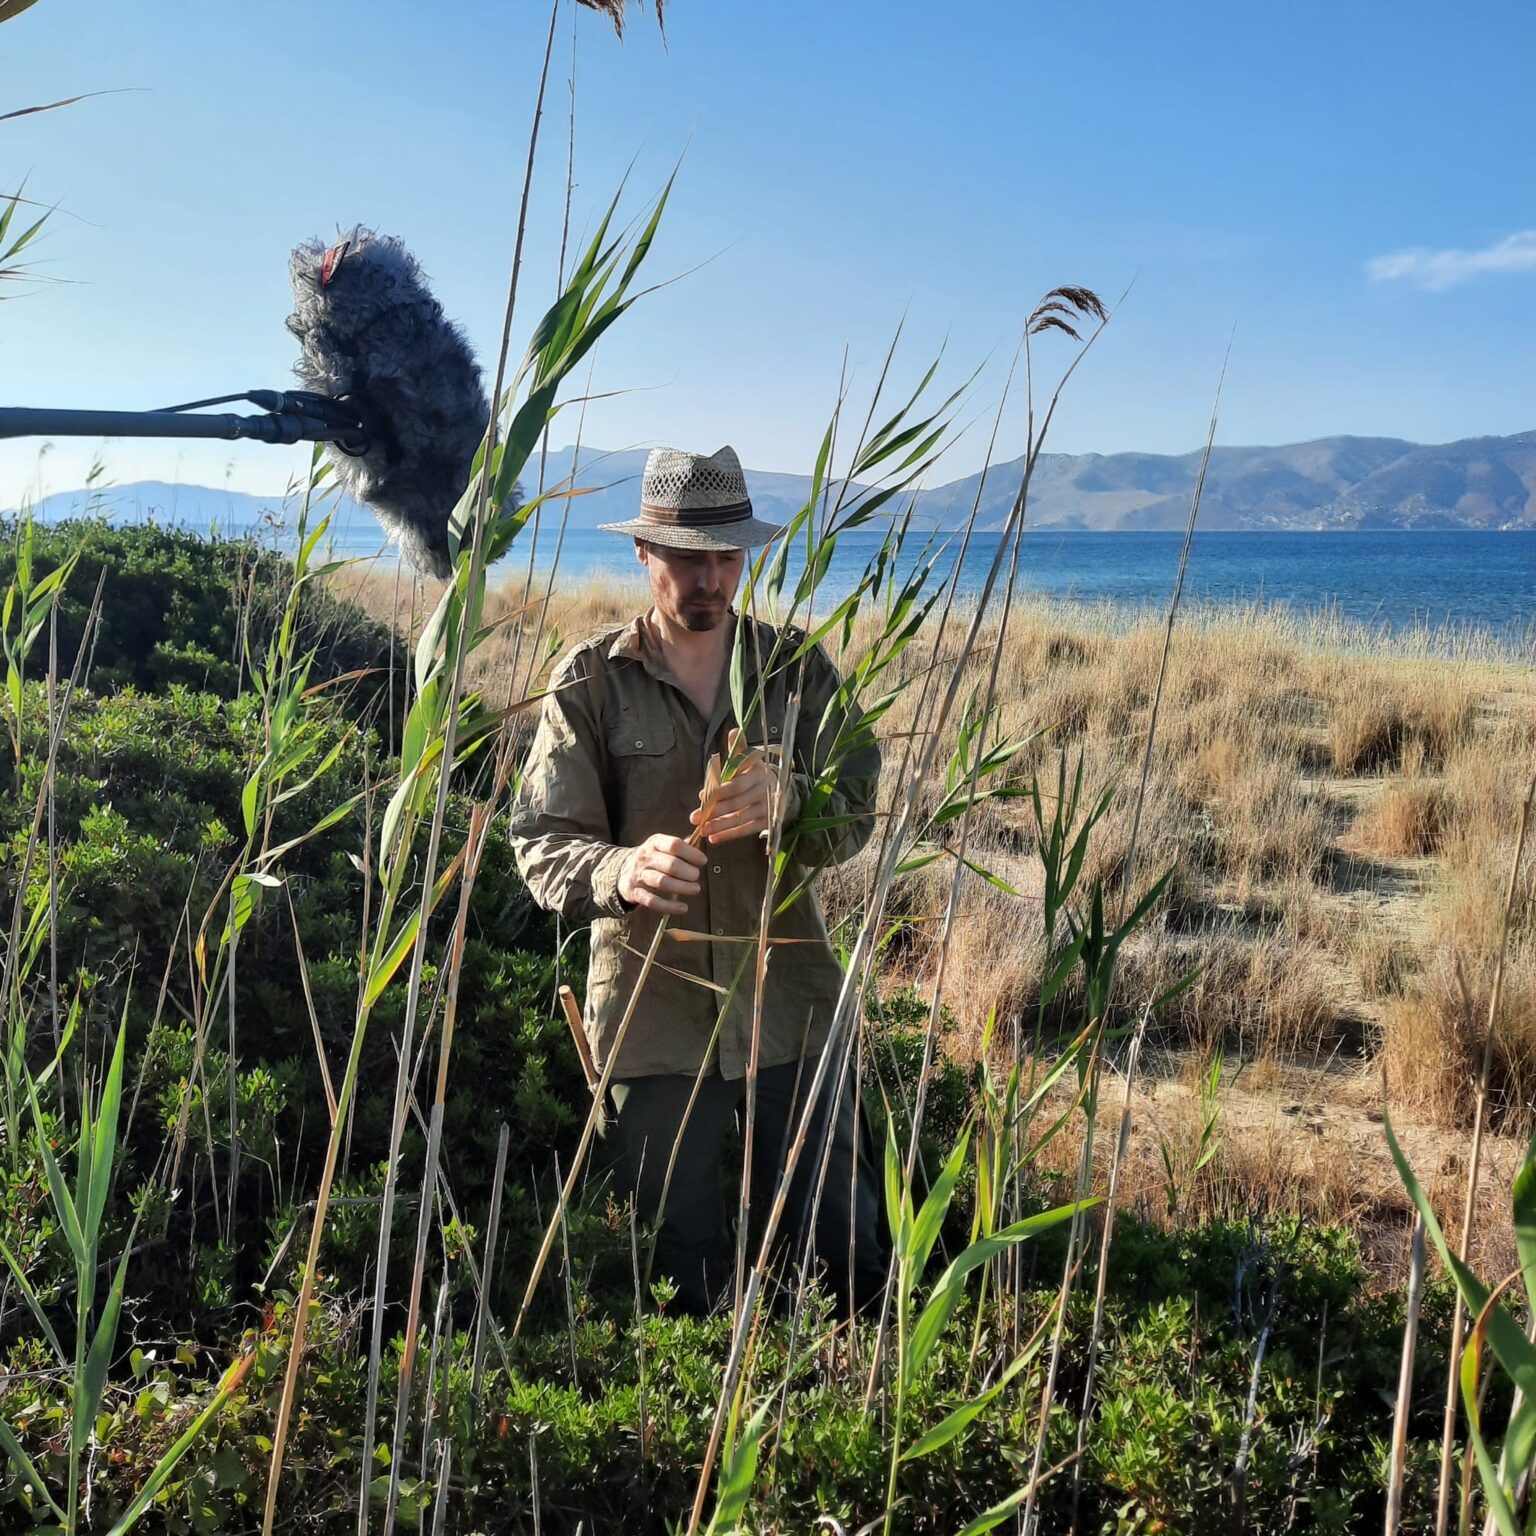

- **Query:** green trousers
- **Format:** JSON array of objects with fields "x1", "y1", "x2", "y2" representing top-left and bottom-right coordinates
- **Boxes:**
[{"x1": 608, "y1": 1057, "x2": 886, "y2": 1316}]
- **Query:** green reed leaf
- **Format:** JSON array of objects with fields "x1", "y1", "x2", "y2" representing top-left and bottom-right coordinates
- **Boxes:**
[
  {"x1": 365, "y1": 913, "x2": 422, "y2": 1009},
  {"x1": 0, "y1": 1416, "x2": 64, "y2": 1521},
  {"x1": 908, "y1": 1202, "x2": 1088, "y2": 1383},
  {"x1": 910, "y1": 1126, "x2": 971, "y2": 1277},
  {"x1": 1511, "y1": 1129, "x2": 1536, "y2": 1319},
  {"x1": 704, "y1": 1399, "x2": 772, "y2": 1536},
  {"x1": 104, "y1": 1351, "x2": 257, "y2": 1536},
  {"x1": 28, "y1": 1087, "x2": 84, "y2": 1265},
  {"x1": 901, "y1": 1393, "x2": 996, "y2": 1463},
  {"x1": 883, "y1": 1116, "x2": 907, "y2": 1257},
  {"x1": 75, "y1": 1241, "x2": 132, "y2": 1456},
  {"x1": 902, "y1": 1340, "x2": 1039, "y2": 1464},
  {"x1": 952, "y1": 1486, "x2": 1030, "y2": 1536},
  {"x1": 1461, "y1": 1324, "x2": 1521, "y2": 1536},
  {"x1": 85, "y1": 1023, "x2": 127, "y2": 1242},
  {"x1": 0, "y1": 1231, "x2": 65, "y2": 1363},
  {"x1": 1385, "y1": 1110, "x2": 1536, "y2": 1401}
]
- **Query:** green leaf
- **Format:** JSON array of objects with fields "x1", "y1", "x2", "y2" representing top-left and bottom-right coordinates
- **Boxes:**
[
  {"x1": 296, "y1": 513, "x2": 333, "y2": 572},
  {"x1": 1039, "y1": 931, "x2": 1088, "y2": 1008},
  {"x1": 241, "y1": 767, "x2": 263, "y2": 838},
  {"x1": 104, "y1": 1352, "x2": 255, "y2": 1536},
  {"x1": 1384, "y1": 1110, "x2": 1536, "y2": 1396},
  {"x1": 1503, "y1": 1395, "x2": 1536, "y2": 1497},
  {"x1": 0, "y1": 1415, "x2": 65, "y2": 1521},
  {"x1": 952, "y1": 1485, "x2": 1030, "y2": 1536},
  {"x1": 28, "y1": 1088, "x2": 84, "y2": 1265},
  {"x1": 16, "y1": 516, "x2": 32, "y2": 592},
  {"x1": 75, "y1": 1241, "x2": 133, "y2": 1455},
  {"x1": 223, "y1": 875, "x2": 260, "y2": 944},
  {"x1": 883, "y1": 1117, "x2": 908, "y2": 1256},
  {"x1": 901, "y1": 1391, "x2": 996, "y2": 1463},
  {"x1": 1462, "y1": 1326, "x2": 1522, "y2": 1536},
  {"x1": 85, "y1": 1022, "x2": 128, "y2": 1243},
  {"x1": 400, "y1": 678, "x2": 439, "y2": 777},
  {"x1": 364, "y1": 913, "x2": 421, "y2": 1009},
  {"x1": 903, "y1": 1310, "x2": 1045, "y2": 1463},
  {"x1": 0, "y1": 1231, "x2": 65, "y2": 1363},
  {"x1": 25, "y1": 559, "x2": 72, "y2": 606},
  {"x1": 270, "y1": 730, "x2": 351, "y2": 807},
  {"x1": 1512, "y1": 1128, "x2": 1536, "y2": 1319},
  {"x1": 909, "y1": 1126, "x2": 970, "y2": 1277},
  {"x1": 908, "y1": 1202, "x2": 1088, "y2": 1383},
  {"x1": 703, "y1": 1399, "x2": 771, "y2": 1536},
  {"x1": 258, "y1": 792, "x2": 362, "y2": 867}
]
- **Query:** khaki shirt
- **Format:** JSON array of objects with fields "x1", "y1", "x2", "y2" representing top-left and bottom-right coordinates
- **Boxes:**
[{"x1": 508, "y1": 612, "x2": 879, "y2": 1080}]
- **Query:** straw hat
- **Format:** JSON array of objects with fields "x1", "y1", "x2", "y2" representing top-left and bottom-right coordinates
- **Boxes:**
[{"x1": 598, "y1": 445, "x2": 783, "y2": 551}]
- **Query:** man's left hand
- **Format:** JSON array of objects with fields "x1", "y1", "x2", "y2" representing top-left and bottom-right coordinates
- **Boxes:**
[{"x1": 690, "y1": 748, "x2": 776, "y2": 846}]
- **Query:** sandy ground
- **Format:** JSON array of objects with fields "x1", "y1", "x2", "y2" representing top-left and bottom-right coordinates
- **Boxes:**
[{"x1": 1086, "y1": 727, "x2": 1533, "y2": 1287}]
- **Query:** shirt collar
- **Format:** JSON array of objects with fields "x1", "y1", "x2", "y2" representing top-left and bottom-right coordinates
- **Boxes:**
[
  {"x1": 607, "y1": 609, "x2": 767, "y2": 685},
  {"x1": 605, "y1": 614, "x2": 650, "y2": 665}
]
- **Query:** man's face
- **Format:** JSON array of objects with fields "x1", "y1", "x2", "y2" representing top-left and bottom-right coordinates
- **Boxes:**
[{"x1": 637, "y1": 541, "x2": 744, "y2": 633}]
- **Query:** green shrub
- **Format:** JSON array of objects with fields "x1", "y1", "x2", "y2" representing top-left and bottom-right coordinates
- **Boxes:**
[
  {"x1": 0, "y1": 1218, "x2": 1445, "y2": 1533},
  {"x1": 0, "y1": 517, "x2": 402, "y2": 704},
  {"x1": 0, "y1": 664, "x2": 580, "y2": 1335}
]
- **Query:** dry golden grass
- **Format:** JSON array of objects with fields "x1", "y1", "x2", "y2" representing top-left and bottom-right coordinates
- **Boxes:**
[
  {"x1": 1349, "y1": 771, "x2": 1448, "y2": 858},
  {"x1": 1319, "y1": 663, "x2": 1477, "y2": 774}
]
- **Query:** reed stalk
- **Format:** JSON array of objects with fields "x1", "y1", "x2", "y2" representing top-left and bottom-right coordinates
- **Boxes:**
[
  {"x1": 1068, "y1": 1002, "x2": 1149, "y2": 1526},
  {"x1": 1385, "y1": 1213, "x2": 1427, "y2": 1535},
  {"x1": 381, "y1": 799, "x2": 498, "y2": 1531},
  {"x1": 1062, "y1": 335, "x2": 1231, "y2": 1533},
  {"x1": 470, "y1": 1122, "x2": 511, "y2": 1398}
]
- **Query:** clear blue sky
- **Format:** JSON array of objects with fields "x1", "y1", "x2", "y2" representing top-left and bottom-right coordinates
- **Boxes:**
[{"x1": 3, "y1": 0, "x2": 1533, "y2": 506}]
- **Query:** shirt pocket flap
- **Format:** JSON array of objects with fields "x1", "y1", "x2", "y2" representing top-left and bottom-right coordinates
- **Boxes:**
[{"x1": 607, "y1": 706, "x2": 675, "y2": 758}]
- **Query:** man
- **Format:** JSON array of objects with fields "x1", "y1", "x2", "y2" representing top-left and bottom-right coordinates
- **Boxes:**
[{"x1": 508, "y1": 444, "x2": 885, "y2": 1316}]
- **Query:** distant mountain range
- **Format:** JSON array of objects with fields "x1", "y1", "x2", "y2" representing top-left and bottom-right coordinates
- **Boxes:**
[{"x1": 16, "y1": 430, "x2": 1536, "y2": 535}]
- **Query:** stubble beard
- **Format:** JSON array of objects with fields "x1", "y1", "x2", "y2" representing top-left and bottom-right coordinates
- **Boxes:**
[{"x1": 680, "y1": 595, "x2": 727, "y2": 632}]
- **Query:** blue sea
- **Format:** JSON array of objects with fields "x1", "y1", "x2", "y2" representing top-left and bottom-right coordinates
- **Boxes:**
[{"x1": 306, "y1": 509, "x2": 1534, "y2": 647}]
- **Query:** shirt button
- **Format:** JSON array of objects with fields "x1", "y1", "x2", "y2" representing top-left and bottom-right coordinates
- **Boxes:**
[
  {"x1": 770, "y1": 725, "x2": 780, "y2": 736},
  {"x1": 715, "y1": 925, "x2": 724, "y2": 935},
  {"x1": 712, "y1": 864, "x2": 722, "y2": 874},
  {"x1": 634, "y1": 738, "x2": 643, "y2": 748}
]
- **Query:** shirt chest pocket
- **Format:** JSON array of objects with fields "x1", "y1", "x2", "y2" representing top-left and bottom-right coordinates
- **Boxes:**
[{"x1": 605, "y1": 707, "x2": 679, "y2": 835}]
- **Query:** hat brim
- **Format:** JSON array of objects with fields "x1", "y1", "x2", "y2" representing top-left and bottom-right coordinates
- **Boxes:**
[{"x1": 596, "y1": 515, "x2": 784, "y2": 552}]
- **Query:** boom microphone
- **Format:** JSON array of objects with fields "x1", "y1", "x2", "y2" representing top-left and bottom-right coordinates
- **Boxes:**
[
  {"x1": 286, "y1": 229, "x2": 489, "y2": 579},
  {"x1": 0, "y1": 227, "x2": 489, "y2": 581}
]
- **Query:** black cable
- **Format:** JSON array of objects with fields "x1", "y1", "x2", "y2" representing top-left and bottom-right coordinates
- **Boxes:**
[{"x1": 155, "y1": 391, "x2": 257, "y2": 414}]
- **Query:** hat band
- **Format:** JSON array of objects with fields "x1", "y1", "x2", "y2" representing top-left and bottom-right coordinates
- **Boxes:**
[{"x1": 638, "y1": 499, "x2": 753, "y2": 527}]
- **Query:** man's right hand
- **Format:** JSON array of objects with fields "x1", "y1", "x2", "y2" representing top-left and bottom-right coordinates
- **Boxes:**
[{"x1": 617, "y1": 834, "x2": 707, "y2": 916}]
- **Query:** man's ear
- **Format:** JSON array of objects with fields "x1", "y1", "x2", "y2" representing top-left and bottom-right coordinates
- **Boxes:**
[{"x1": 635, "y1": 539, "x2": 650, "y2": 567}]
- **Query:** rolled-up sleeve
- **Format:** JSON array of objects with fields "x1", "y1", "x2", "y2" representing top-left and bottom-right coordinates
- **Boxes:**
[
  {"x1": 509, "y1": 647, "x2": 632, "y2": 921},
  {"x1": 781, "y1": 642, "x2": 881, "y2": 868}
]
